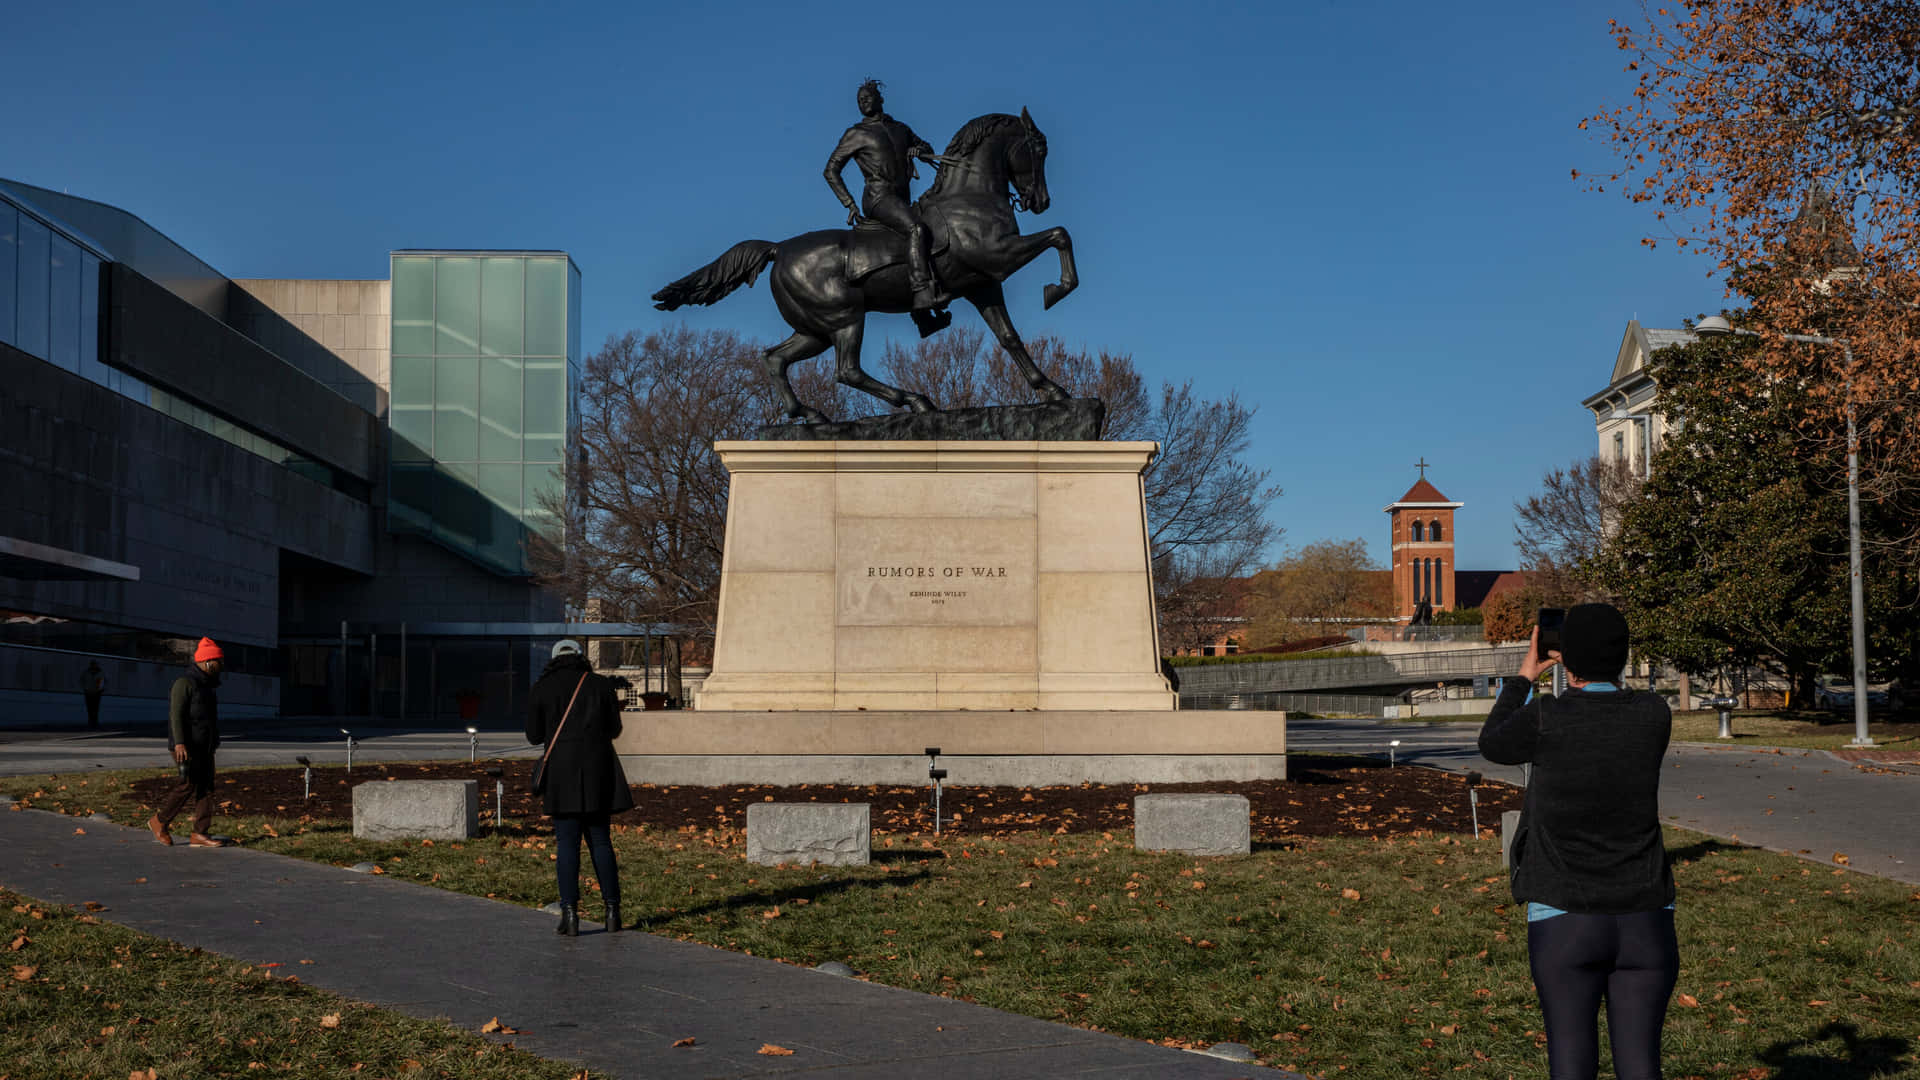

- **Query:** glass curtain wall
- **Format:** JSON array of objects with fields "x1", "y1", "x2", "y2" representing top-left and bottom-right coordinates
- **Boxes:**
[{"x1": 389, "y1": 252, "x2": 577, "y2": 575}]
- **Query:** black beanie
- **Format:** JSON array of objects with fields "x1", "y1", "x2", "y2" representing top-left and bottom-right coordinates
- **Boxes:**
[{"x1": 1561, "y1": 602, "x2": 1629, "y2": 682}]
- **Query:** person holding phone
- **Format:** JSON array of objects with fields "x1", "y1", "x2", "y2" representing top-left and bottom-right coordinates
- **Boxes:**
[
  {"x1": 525, "y1": 639, "x2": 632, "y2": 937},
  {"x1": 1479, "y1": 603, "x2": 1677, "y2": 1080}
]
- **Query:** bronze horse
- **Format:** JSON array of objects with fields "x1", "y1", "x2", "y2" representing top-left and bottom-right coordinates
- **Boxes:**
[{"x1": 652, "y1": 109, "x2": 1078, "y2": 423}]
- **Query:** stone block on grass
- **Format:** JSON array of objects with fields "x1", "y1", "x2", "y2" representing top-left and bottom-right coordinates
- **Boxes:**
[
  {"x1": 352, "y1": 780, "x2": 478, "y2": 842},
  {"x1": 1134, "y1": 793, "x2": 1250, "y2": 856},
  {"x1": 746, "y1": 803, "x2": 869, "y2": 866}
]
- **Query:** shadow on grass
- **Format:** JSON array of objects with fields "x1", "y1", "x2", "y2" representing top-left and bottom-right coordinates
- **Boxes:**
[
  {"x1": 871, "y1": 847, "x2": 947, "y2": 864},
  {"x1": 1757, "y1": 1021, "x2": 1911, "y2": 1078},
  {"x1": 1251, "y1": 840, "x2": 1301, "y2": 854},
  {"x1": 636, "y1": 867, "x2": 934, "y2": 931},
  {"x1": 1666, "y1": 836, "x2": 1755, "y2": 868}
]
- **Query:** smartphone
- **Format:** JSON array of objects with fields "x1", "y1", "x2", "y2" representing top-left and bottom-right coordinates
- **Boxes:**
[{"x1": 1536, "y1": 607, "x2": 1566, "y2": 661}]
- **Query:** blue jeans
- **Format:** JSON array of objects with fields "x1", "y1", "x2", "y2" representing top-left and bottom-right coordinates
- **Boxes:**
[{"x1": 552, "y1": 811, "x2": 619, "y2": 917}]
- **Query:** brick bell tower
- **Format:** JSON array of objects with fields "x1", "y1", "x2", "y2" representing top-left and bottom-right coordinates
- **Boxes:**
[{"x1": 1385, "y1": 461, "x2": 1463, "y2": 620}]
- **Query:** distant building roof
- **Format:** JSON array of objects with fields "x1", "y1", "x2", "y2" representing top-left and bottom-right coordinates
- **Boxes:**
[
  {"x1": 1454, "y1": 570, "x2": 1529, "y2": 610},
  {"x1": 1386, "y1": 478, "x2": 1463, "y2": 509}
]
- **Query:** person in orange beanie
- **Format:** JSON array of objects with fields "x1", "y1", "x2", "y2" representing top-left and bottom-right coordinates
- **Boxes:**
[{"x1": 148, "y1": 637, "x2": 231, "y2": 847}]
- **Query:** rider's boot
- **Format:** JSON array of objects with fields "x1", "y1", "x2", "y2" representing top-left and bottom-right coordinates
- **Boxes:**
[{"x1": 907, "y1": 232, "x2": 939, "y2": 311}]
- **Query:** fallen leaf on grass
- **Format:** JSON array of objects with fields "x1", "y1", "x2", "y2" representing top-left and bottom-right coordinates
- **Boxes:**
[
  {"x1": 1808, "y1": 999, "x2": 1832, "y2": 1007},
  {"x1": 398, "y1": 1060, "x2": 424, "y2": 1073},
  {"x1": 671, "y1": 1037, "x2": 696, "y2": 1048},
  {"x1": 319, "y1": 1014, "x2": 341, "y2": 1029},
  {"x1": 987, "y1": 930, "x2": 1005, "y2": 940},
  {"x1": 757, "y1": 1044, "x2": 795, "y2": 1056},
  {"x1": 1676, "y1": 993, "x2": 1700, "y2": 1008},
  {"x1": 1340, "y1": 888, "x2": 1361, "y2": 901},
  {"x1": 761, "y1": 908, "x2": 780, "y2": 919},
  {"x1": 129, "y1": 1070, "x2": 158, "y2": 1080},
  {"x1": 481, "y1": 1017, "x2": 522, "y2": 1035},
  {"x1": 1833, "y1": 853, "x2": 1850, "y2": 866},
  {"x1": 12, "y1": 965, "x2": 37, "y2": 981},
  {"x1": 1015, "y1": 881, "x2": 1032, "y2": 889},
  {"x1": 7, "y1": 932, "x2": 26, "y2": 951}
]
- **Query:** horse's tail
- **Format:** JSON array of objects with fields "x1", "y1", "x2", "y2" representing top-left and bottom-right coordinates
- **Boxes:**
[{"x1": 651, "y1": 240, "x2": 778, "y2": 310}]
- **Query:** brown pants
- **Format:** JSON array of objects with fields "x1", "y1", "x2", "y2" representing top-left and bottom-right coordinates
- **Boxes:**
[{"x1": 154, "y1": 750, "x2": 216, "y2": 836}]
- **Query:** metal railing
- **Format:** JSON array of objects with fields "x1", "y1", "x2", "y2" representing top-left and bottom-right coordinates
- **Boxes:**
[
  {"x1": 1347, "y1": 625, "x2": 1487, "y2": 644},
  {"x1": 1181, "y1": 691, "x2": 1398, "y2": 716},
  {"x1": 1174, "y1": 645, "x2": 1529, "y2": 694}
]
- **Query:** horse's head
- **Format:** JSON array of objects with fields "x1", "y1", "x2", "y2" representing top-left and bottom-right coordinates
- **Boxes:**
[
  {"x1": 1010, "y1": 107, "x2": 1050, "y2": 214},
  {"x1": 927, "y1": 110, "x2": 1053, "y2": 213}
]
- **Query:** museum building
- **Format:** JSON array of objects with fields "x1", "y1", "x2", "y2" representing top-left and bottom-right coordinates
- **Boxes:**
[{"x1": 0, "y1": 178, "x2": 586, "y2": 727}]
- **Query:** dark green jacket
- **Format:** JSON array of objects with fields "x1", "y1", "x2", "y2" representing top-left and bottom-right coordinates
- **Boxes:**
[{"x1": 167, "y1": 667, "x2": 221, "y2": 750}]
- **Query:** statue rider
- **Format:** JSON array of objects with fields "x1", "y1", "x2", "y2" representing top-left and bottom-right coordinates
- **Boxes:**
[{"x1": 826, "y1": 78, "x2": 944, "y2": 312}]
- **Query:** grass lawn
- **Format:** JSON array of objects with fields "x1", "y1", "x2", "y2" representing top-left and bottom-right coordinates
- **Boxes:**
[
  {"x1": 0, "y1": 886, "x2": 586, "y2": 1080},
  {"x1": 1669, "y1": 709, "x2": 1920, "y2": 751},
  {"x1": 5, "y1": 768, "x2": 1918, "y2": 1078}
]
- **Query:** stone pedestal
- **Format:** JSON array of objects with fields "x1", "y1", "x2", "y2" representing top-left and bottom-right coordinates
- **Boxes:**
[{"x1": 697, "y1": 441, "x2": 1175, "y2": 711}]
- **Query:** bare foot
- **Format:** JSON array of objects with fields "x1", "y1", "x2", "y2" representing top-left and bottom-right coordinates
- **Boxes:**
[{"x1": 147, "y1": 817, "x2": 173, "y2": 846}]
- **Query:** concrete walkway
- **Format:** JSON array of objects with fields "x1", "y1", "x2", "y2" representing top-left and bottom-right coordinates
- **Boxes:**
[{"x1": 0, "y1": 808, "x2": 1289, "y2": 1079}]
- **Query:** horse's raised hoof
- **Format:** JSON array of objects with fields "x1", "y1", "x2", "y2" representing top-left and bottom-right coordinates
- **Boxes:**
[
  {"x1": 1043, "y1": 283, "x2": 1070, "y2": 310},
  {"x1": 911, "y1": 307, "x2": 953, "y2": 339},
  {"x1": 902, "y1": 393, "x2": 938, "y2": 414}
]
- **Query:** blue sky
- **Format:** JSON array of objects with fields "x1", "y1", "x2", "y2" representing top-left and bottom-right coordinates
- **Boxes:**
[{"x1": 1, "y1": 0, "x2": 1720, "y2": 573}]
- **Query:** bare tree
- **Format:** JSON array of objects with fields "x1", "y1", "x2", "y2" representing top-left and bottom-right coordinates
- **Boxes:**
[
  {"x1": 541, "y1": 326, "x2": 1280, "y2": 683},
  {"x1": 1512, "y1": 455, "x2": 1641, "y2": 602},
  {"x1": 880, "y1": 333, "x2": 1281, "y2": 649},
  {"x1": 1244, "y1": 539, "x2": 1391, "y2": 644},
  {"x1": 528, "y1": 327, "x2": 858, "y2": 696}
]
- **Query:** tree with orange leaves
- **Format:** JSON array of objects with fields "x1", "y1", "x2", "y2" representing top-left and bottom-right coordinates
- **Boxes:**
[{"x1": 1584, "y1": 0, "x2": 1920, "y2": 560}]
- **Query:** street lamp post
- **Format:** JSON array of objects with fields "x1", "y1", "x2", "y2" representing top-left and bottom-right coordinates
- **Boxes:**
[{"x1": 1696, "y1": 316, "x2": 1874, "y2": 747}]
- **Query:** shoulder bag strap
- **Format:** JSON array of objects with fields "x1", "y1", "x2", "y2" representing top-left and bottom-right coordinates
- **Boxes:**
[{"x1": 538, "y1": 673, "x2": 592, "y2": 773}]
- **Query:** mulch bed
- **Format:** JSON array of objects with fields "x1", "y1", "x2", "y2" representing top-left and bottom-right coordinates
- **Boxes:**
[{"x1": 127, "y1": 755, "x2": 1523, "y2": 839}]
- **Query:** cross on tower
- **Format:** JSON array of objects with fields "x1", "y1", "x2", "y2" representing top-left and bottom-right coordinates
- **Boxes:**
[{"x1": 1415, "y1": 457, "x2": 1430, "y2": 479}]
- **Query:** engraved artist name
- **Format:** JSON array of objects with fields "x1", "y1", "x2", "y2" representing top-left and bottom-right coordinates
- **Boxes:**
[{"x1": 865, "y1": 565, "x2": 1009, "y2": 578}]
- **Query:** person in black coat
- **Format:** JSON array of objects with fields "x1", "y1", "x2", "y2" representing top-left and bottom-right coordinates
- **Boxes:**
[
  {"x1": 1479, "y1": 603, "x2": 1677, "y2": 1080},
  {"x1": 526, "y1": 639, "x2": 633, "y2": 936}
]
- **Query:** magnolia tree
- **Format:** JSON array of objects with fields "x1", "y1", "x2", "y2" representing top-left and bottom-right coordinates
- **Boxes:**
[{"x1": 1587, "y1": 0, "x2": 1920, "y2": 561}]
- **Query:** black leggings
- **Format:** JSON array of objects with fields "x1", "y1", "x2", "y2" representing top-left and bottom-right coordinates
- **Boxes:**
[
  {"x1": 1527, "y1": 908, "x2": 1679, "y2": 1080},
  {"x1": 552, "y1": 811, "x2": 619, "y2": 916}
]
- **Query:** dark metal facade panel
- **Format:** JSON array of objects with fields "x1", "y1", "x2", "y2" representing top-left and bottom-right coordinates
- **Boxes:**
[{"x1": 103, "y1": 263, "x2": 377, "y2": 481}]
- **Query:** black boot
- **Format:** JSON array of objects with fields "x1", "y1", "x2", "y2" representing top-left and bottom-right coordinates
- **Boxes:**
[
  {"x1": 556, "y1": 904, "x2": 578, "y2": 937},
  {"x1": 606, "y1": 905, "x2": 622, "y2": 933}
]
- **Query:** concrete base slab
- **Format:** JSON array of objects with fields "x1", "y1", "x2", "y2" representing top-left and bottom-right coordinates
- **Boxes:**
[
  {"x1": 613, "y1": 707, "x2": 1285, "y2": 785},
  {"x1": 618, "y1": 753, "x2": 1288, "y2": 786}
]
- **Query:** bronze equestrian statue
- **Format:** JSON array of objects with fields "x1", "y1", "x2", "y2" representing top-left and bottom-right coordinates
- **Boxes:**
[{"x1": 652, "y1": 88, "x2": 1079, "y2": 425}]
